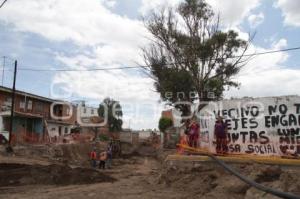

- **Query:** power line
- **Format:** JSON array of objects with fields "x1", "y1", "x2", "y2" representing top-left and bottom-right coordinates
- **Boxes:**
[
  {"x1": 239, "y1": 46, "x2": 300, "y2": 57},
  {"x1": 3, "y1": 46, "x2": 300, "y2": 72},
  {"x1": 0, "y1": 0, "x2": 7, "y2": 8},
  {"x1": 17, "y1": 66, "x2": 142, "y2": 72}
]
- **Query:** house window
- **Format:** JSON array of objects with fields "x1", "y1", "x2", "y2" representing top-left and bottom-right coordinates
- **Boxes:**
[
  {"x1": 4, "y1": 97, "x2": 12, "y2": 106},
  {"x1": 5, "y1": 97, "x2": 12, "y2": 103},
  {"x1": 64, "y1": 127, "x2": 68, "y2": 134},
  {"x1": 83, "y1": 108, "x2": 86, "y2": 114},
  {"x1": 1, "y1": 97, "x2": 11, "y2": 111},
  {"x1": 91, "y1": 109, "x2": 94, "y2": 114},
  {"x1": 27, "y1": 100, "x2": 33, "y2": 110},
  {"x1": 36, "y1": 102, "x2": 43, "y2": 112},
  {"x1": 20, "y1": 101, "x2": 25, "y2": 109}
]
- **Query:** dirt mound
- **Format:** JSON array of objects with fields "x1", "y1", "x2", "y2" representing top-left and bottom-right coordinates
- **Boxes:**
[
  {"x1": 4, "y1": 142, "x2": 161, "y2": 166},
  {"x1": 120, "y1": 142, "x2": 160, "y2": 159},
  {"x1": 158, "y1": 160, "x2": 300, "y2": 198},
  {"x1": 6, "y1": 142, "x2": 108, "y2": 167},
  {"x1": 0, "y1": 163, "x2": 116, "y2": 187}
]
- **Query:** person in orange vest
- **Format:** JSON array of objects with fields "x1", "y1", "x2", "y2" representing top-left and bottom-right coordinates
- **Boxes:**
[
  {"x1": 89, "y1": 148, "x2": 97, "y2": 168},
  {"x1": 177, "y1": 134, "x2": 188, "y2": 154}
]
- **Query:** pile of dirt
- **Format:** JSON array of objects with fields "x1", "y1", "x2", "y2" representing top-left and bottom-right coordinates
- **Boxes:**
[
  {"x1": 0, "y1": 163, "x2": 116, "y2": 186},
  {"x1": 3, "y1": 142, "x2": 161, "y2": 166},
  {"x1": 120, "y1": 142, "x2": 161, "y2": 159},
  {"x1": 5, "y1": 142, "x2": 108, "y2": 167},
  {"x1": 158, "y1": 160, "x2": 300, "y2": 198}
]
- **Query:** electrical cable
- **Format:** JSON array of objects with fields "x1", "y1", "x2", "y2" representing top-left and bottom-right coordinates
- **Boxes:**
[{"x1": 6, "y1": 46, "x2": 300, "y2": 72}]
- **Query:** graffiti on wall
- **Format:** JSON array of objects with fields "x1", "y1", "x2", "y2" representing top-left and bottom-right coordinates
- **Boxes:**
[{"x1": 199, "y1": 97, "x2": 300, "y2": 156}]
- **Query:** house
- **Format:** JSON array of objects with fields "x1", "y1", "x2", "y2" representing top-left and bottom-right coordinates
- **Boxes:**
[
  {"x1": 72, "y1": 101, "x2": 101, "y2": 124},
  {"x1": 77, "y1": 102, "x2": 99, "y2": 121},
  {"x1": 72, "y1": 101, "x2": 112, "y2": 140},
  {"x1": 0, "y1": 86, "x2": 77, "y2": 144},
  {"x1": 46, "y1": 102, "x2": 77, "y2": 142}
]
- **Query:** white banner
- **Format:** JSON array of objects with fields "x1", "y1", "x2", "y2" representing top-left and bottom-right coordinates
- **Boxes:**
[{"x1": 198, "y1": 96, "x2": 300, "y2": 156}]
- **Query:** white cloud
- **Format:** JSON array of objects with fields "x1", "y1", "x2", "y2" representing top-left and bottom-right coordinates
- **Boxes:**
[
  {"x1": 0, "y1": 0, "x2": 147, "y2": 47},
  {"x1": 272, "y1": 38, "x2": 287, "y2": 49},
  {"x1": 0, "y1": 0, "x2": 157, "y2": 129},
  {"x1": 1, "y1": 0, "x2": 299, "y2": 129},
  {"x1": 101, "y1": 0, "x2": 117, "y2": 8},
  {"x1": 235, "y1": 38, "x2": 288, "y2": 76},
  {"x1": 248, "y1": 12, "x2": 264, "y2": 28},
  {"x1": 226, "y1": 69, "x2": 300, "y2": 98},
  {"x1": 275, "y1": 0, "x2": 300, "y2": 27},
  {"x1": 209, "y1": 0, "x2": 261, "y2": 27},
  {"x1": 225, "y1": 38, "x2": 300, "y2": 98},
  {"x1": 52, "y1": 66, "x2": 162, "y2": 129},
  {"x1": 140, "y1": 0, "x2": 261, "y2": 27}
]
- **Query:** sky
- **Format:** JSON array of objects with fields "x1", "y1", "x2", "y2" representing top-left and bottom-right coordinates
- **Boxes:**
[{"x1": 0, "y1": 0, "x2": 300, "y2": 130}]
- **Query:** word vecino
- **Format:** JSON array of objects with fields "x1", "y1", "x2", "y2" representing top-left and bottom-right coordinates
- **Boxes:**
[{"x1": 214, "y1": 106, "x2": 260, "y2": 119}]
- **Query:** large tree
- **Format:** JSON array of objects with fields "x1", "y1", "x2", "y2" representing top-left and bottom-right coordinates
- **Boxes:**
[
  {"x1": 98, "y1": 98, "x2": 123, "y2": 132},
  {"x1": 142, "y1": 0, "x2": 252, "y2": 114}
]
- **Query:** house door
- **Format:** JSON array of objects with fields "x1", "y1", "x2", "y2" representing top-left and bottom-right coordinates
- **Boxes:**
[
  {"x1": 58, "y1": 126, "x2": 62, "y2": 136},
  {"x1": 26, "y1": 118, "x2": 33, "y2": 138}
]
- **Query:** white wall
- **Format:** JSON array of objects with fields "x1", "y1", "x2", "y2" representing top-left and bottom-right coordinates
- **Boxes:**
[
  {"x1": 199, "y1": 96, "x2": 300, "y2": 156},
  {"x1": 78, "y1": 106, "x2": 98, "y2": 118},
  {"x1": 47, "y1": 123, "x2": 71, "y2": 137},
  {"x1": 171, "y1": 109, "x2": 183, "y2": 127},
  {"x1": 120, "y1": 132, "x2": 133, "y2": 143},
  {"x1": 139, "y1": 131, "x2": 151, "y2": 139}
]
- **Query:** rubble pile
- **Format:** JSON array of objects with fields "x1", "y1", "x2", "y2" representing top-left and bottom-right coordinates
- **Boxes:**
[{"x1": 158, "y1": 160, "x2": 300, "y2": 198}]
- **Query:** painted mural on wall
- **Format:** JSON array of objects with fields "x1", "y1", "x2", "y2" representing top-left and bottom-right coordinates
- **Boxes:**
[{"x1": 198, "y1": 96, "x2": 300, "y2": 156}]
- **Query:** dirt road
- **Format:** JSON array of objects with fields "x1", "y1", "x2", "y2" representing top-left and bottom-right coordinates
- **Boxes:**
[
  {"x1": 1, "y1": 144, "x2": 300, "y2": 199},
  {"x1": 0, "y1": 156, "x2": 187, "y2": 199}
]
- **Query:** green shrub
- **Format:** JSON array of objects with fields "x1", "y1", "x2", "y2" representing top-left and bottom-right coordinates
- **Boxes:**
[
  {"x1": 99, "y1": 134, "x2": 109, "y2": 141},
  {"x1": 159, "y1": 117, "x2": 173, "y2": 133}
]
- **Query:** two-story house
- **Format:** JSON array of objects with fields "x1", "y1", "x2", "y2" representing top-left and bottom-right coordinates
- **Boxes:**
[{"x1": 0, "y1": 86, "x2": 77, "y2": 144}]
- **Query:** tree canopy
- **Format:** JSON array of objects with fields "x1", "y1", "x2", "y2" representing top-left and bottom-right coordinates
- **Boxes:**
[
  {"x1": 142, "y1": 0, "x2": 251, "y2": 115},
  {"x1": 98, "y1": 98, "x2": 123, "y2": 132}
]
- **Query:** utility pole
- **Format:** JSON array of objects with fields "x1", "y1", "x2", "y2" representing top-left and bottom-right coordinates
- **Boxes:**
[
  {"x1": 8, "y1": 60, "x2": 17, "y2": 149},
  {"x1": 2, "y1": 56, "x2": 5, "y2": 86}
]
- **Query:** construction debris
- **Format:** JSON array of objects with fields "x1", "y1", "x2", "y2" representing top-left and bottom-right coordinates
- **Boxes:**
[{"x1": 0, "y1": 143, "x2": 300, "y2": 199}]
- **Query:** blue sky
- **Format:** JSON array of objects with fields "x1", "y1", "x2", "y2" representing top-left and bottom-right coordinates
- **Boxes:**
[{"x1": 0, "y1": 0, "x2": 300, "y2": 129}]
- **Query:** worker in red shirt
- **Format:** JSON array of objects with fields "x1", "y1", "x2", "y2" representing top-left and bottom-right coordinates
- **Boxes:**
[{"x1": 89, "y1": 148, "x2": 97, "y2": 168}]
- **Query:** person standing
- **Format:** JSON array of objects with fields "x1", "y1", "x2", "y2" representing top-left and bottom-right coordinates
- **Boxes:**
[
  {"x1": 89, "y1": 148, "x2": 97, "y2": 168},
  {"x1": 190, "y1": 120, "x2": 200, "y2": 148},
  {"x1": 214, "y1": 116, "x2": 228, "y2": 154},
  {"x1": 106, "y1": 144, "x2": 113, "y2": 169},
  {"x1": 184, "y1": 119, "x2": 193, "y2": 147},
  {"x1": 99, "y1": 151, "x2": 107, "y2": 169}
]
